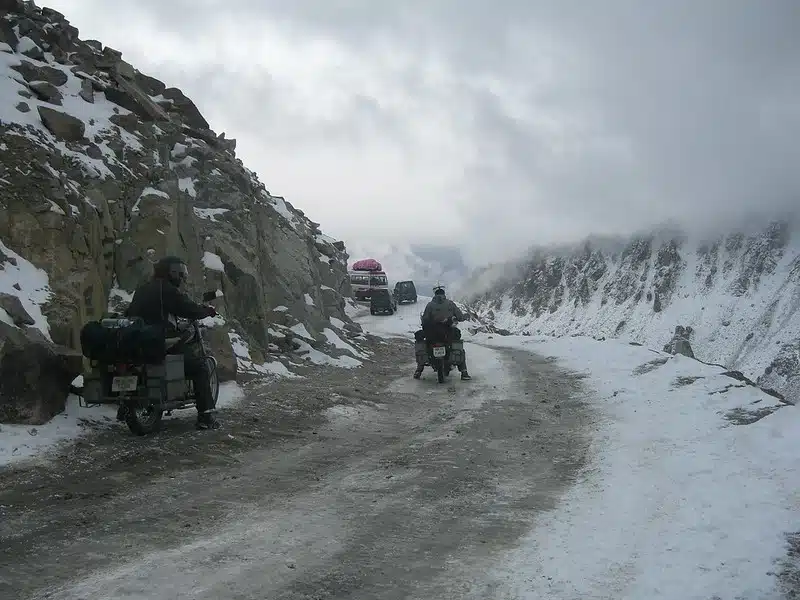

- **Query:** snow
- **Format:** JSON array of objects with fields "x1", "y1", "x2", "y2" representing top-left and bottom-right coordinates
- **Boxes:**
[
  {"x1": 0, "y1": 381, "x2": 245, "y2": 467},
  {"x1": 322, "y1": 327, "x2": 367, "y2": 358},
  {"x1": 178, "y1": 177, "x2": 197, "y2": 198},
  {"x1": 329, "y1": 316, "x2": 346, "y2": 329},
  {"x1": 0, "y1": 394, "x2": 117, "y2": 467},
  {"x1": 294, "y1": 339, "x2": 362, "y2": 368},
  {"x1": 344, "y1": 299, "x2": 364, "y2": 319},
  {"x1": 303, "y1": 293, "x2": 315, "y2": 307},
  {"x1": 199, "y1": 314, "x2": 226, "y2": 328},
  {"x1": 215, "y1": 381, "x2": 245, "y2": 408},
  {"x1": 265, "y1": 193, "x2": 298, "y2": 229},
  {"x1": 0, "y1": 239, "x2": 53, "y2": 339},
  {"x1": 0, "y1": 49, "x2": 146, "y2": 179},
  {"x1": 469, "y1": 334, "x2": 799, "y2": 599},
  {"x1": 288, "y1": 323, "x2": 313, "y2": 341},
  {"x1": 16, "y1": 36, "x2": 40, "y2": 56},
  {"x1": 201, "y1": 251, "x2": 225, "y2": 272},
  {"x1": 170, "y1": 142, "x2": 188, "y2": 157},
  {"x1": 273, "y1": 305, "x2": 289, "y2": 312},
  {"x1": 132, "y1": 187, "x2": 169, "y2": 214},
  {"x1": 107, "y1": 281, "x2": 133, "y2": 311},
  {"x1": 193, "y1": 207, "x2": 230, "y2": 222},
  {"x1": 228, "y1": 330, "x2": 300, "y2": 378}
]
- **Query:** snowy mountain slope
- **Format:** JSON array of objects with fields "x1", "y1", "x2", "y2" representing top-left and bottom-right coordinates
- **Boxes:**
[{"x1": 466, "y1": 219, "x2": 800, "y2": 400}]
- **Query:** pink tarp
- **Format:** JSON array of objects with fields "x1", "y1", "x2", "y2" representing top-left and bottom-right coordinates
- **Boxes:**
[{"x1": 352, "y1": 258, "x2": 383, "y2": 271}]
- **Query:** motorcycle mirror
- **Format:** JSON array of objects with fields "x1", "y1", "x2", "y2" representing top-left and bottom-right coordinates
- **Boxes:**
[{"x1": 201, "y1": 290, "x2": 218, "y2": 302}]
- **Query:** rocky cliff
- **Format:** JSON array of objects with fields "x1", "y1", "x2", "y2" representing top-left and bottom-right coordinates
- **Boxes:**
[
  {"x1": 0, "y1": 0, "x2": 366, "y2": 424},
  {"x1": 466, "y1": 219, "x2": 800, "y2": 402}
]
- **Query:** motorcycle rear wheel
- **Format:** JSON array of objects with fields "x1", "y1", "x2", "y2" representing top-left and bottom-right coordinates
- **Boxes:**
[
  {"x1": 125, "y1": 402, "x2": 163, "y2": 436},
  {"x1": 206, "y1": 357, "x2": 220, "y2": 405}
]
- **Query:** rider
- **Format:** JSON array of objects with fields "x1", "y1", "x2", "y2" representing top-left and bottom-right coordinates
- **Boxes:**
[
  {"x1": 416, "y1": 286, "x2": 471, "y2": 380},
  {"x1": 126, "y1": 256, "x2": 221, "y2": 430}
]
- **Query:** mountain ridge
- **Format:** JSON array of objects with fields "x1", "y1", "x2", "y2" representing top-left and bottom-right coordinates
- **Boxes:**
[{"x1": 465, "y1": 217, "x2": 800, "y2": 401}]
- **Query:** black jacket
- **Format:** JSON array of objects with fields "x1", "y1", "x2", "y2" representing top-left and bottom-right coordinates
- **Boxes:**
[{"x1": 126, "y1": 278, "x2": 214, "y2": 329}]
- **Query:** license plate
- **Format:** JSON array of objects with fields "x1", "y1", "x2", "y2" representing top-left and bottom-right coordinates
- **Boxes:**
[
  {"x1": 432, "y1": 346, "x2": 446, "y2": 358},
  {"x1": 111, "y1": 376, "x2": 138, "y2": 392}
]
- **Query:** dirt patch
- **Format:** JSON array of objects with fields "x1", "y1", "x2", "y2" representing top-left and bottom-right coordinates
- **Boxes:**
[
  {"x1": 672, "y1": 375, "x2": 705, "y2": 387},
  {"x1": 723, "y1": 405, "x2": 786, "y2": 425},
  {"x1": 632, "y1": 357, "x2": 670, "y2": 376}
]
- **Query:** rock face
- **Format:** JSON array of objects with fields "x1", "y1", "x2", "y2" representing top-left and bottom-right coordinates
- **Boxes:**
[
  {"x1": 663, "y1": 325, "x2": 695, "y2": 359},
  {"x1": 0, "y1": 4, "x2": 362, "y2": 424},
  {"x1": 757, "y1": 339, "x2": 800, "y2": 403},
  {"x1": 466, "y1": 220, "x2": 800, "y2": 402}
]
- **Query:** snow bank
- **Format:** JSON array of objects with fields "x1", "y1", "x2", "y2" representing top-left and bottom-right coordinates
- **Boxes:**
[
  {"x1": 228, "y1": 330, "x2": 300, "y2": 378},
  {"x1": 201, "y1": 251, "x2": 225, "y2": 272},
  {"x1": 475, "y1": 333, "x2": 800, "y2": 600},
  {"x1": 0, "y1": 395, "x2": 116, "y2": 467},
  {"x1": 193, "y1": 207, "x2": 230, "y2": 222}
]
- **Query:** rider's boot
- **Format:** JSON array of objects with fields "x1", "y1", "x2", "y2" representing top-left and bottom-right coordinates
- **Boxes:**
[
  {"x1": 460, "y1": 369, "x2": 471, "y2": 380},
  {"x1": 196, "y1": 410, "x2": 220, "y2": 430},
  {"x1": 413, "y1": 366, "x2": 423, "y2": 379}
]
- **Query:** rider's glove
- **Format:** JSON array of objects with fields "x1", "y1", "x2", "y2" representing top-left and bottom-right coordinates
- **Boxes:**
[{"x1": 206, "y1": 305, "x2": 218, "y2": 317}]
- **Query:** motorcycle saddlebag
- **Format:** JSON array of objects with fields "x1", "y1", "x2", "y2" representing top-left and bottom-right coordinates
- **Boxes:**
[
  {"x1": 80, "y1": 319, "x2": 166, "y2": 364},
  {"x1": 146, "y1": 354, "x2": 186, "y2": 402},
  {"x1": 450, "y1": 340, "x2": 465, "y2": 365},
  {"x1": 414, "y1": 341, "x2": 428, "y2": 365}
]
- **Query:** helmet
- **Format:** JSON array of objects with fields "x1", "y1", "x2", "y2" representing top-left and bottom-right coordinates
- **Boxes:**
[
  {"x1": 154, "y1": 256, "x2": 189, "y2": 288},
  {"x1": 433, "y1": 286, "x2": 445, "y2": 296}
]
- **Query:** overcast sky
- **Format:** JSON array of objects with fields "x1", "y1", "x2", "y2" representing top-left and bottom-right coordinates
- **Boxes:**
[{"x1": 44, "y1": 1, "x2": 800, "y2": 265}]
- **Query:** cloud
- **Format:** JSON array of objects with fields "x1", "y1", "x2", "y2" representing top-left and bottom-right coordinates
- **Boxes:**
[{"x1": 44, "y1": 0, "x2": 800, "y2": 264}]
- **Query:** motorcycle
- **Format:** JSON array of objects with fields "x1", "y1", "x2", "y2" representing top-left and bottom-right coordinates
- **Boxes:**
[
  {"x1": 78, "y1": 291, "x2": 220, "y2": 435},
  {"x1": 414, "y1": 317, "x2": 465, "y2": 384}
]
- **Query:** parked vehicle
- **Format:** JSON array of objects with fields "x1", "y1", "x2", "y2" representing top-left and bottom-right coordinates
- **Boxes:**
[
  {"x1": 349, "y1": 258, "x2": 389, "y2": 301},
  {"x1": 370, "y1": 288, "x2": 397, "y2": 315},
  {"x1": 393, "y1": 280, "x2": 418, "y2": 304},
  {"x1": 78, "y1": 290, "x2": 220, "y2": 435}
]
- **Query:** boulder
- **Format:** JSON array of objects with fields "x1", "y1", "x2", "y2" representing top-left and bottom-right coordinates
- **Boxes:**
[
  {"x1": 758, "y1": 338, "x2": 800, "y2": 404},
  {"x1": 0, "y1": 323, "x2": 82, "y2": 424},
  {"x1": 79, "y1": 77, "x2": 93, "y2": 102},
  {"x1": 663, "y1": 325, "x2": 695, "y2": 359},
  {"x1": 29, "y1": 80, "x2": 63, "y2": 104},
  {"x1": 37, "y1": 105, "x2": 85, "y2": 140},
  {"x1": 162, "y1": 87, "x2": 209, "y2": 129},
  {"x1": 10, "y1": 60, "x2": 68, "y2": 86},
  {"x1": 0, "y1": 293, "x2": 35, "y2": 326}
]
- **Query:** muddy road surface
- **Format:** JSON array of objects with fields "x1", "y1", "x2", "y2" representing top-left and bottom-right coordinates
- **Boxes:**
[{"x1": 0, "y1": 337, "x2": 592, "y2": 599}]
